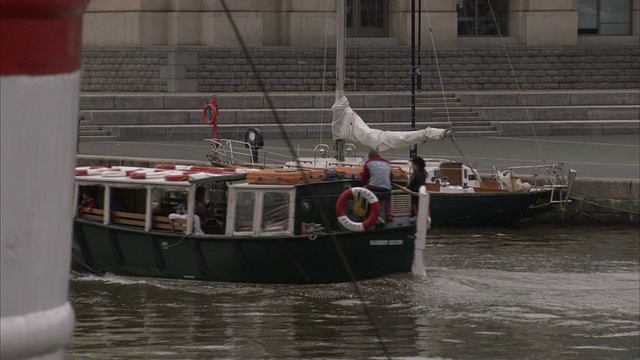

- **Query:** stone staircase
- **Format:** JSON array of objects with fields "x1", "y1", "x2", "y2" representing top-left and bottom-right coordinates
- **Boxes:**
[
  {"x1": 78, "y1": 115, "x2": 118, "y2": 141},
  {"x1": 415, "y1": 93, "x2": 500, "y2": 136},
  {"x1": 77, "y1": 90, "x2": 639, "y2": 142}
]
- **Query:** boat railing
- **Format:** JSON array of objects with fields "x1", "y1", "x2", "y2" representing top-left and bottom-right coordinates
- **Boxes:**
[
  {"x1": 503, "y1": 163, "x2": 577, "y2": 208},
  {"x1": 206, "y1": 139, "x2": 364, "y2": 168}
]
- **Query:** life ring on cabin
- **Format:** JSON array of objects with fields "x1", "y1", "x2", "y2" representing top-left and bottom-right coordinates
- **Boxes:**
[
  {"x1": 129, "y1": 169, "x2": 172, "y2": 179},
  {"x1": 335, "y1": 187, "x2": 380, "y2": 232},
  {"x1": 203, "y1": 103, "x2": 218, "y2": 126},
  {"x1": 164, "y1": 171, "x2": 198, "y2": 181},
  {"x1": 75, "y1": 166, "x2": 108, "y2": 176},
  {"x1": 155, "y1": 164, "x2": 239, "y2": 174},
  {"x1": 101, "y1": 167, "x2": 142, "y2": 177}
]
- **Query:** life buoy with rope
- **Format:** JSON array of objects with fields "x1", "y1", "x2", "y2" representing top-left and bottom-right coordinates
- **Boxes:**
[
  {"x1": 203, "y1": 103, "x2": 217, "y2": 125},
  {"x1": 335, "y1": 187, "x2": 380, "y2": 232},
  {"x1": 203, "y1": 95, "x2": 219, "y2": 144}
]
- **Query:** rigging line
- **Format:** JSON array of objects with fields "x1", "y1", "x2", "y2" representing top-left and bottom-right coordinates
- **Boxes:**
[
  {"x1": 317, "y1": 6, "x2": 332, "y2": 144},
  {"x1": 486, "y1": 0, "x2": 546, "y2": 163},
  {"x1": 422, "y1": 0, "x2": 485, "y2": 187},
  {"x1": 219, "y1": 2, "x2": 391, "y2": 358}
]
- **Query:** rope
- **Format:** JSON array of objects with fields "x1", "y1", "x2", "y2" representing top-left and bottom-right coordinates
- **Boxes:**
[
  {"x1": 486, "y1": 1, "x2": 546, "y2": 163},
  {"x1": 219, "y1": 2, "x2": 391, "y2": 359},
  {"x1": 422, "y1": 0, "x2": 485, "y2": 187}
]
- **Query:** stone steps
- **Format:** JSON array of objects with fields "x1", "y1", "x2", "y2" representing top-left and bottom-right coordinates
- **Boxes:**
[{"x1": 77, "y1": 90, "x2": 640, "y2": 142}]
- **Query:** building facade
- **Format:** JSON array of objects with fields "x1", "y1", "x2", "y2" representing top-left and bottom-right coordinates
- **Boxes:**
[
  {"x1": 80, "y1": 0, "x2": 639, "y2": 92},
  {"x1": 83, "y1": 0, "x2": 638, "y2": 47}
]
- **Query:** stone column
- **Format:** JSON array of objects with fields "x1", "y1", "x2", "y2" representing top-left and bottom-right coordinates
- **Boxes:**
[{"x1": 510, "y1": 0, "x2": 578, "y2": 45}]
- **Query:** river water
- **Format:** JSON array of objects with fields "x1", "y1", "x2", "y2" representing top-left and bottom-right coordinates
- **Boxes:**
[{"x1": 66, "y1": 225, "x2": 639, "y2": 360}]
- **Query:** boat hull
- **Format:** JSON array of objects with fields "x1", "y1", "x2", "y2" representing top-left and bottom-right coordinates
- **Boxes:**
[
  {"x1": 73, "y1": 219, "x2": 415, "y2": 284},
  {"x1": 429, "y1": 189, "x2": 555, "y2": 227}
]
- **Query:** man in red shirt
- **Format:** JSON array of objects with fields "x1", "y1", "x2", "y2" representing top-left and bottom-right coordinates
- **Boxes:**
[{"x1": 362, "y1": 148, "x2": 392, "y2": 222}]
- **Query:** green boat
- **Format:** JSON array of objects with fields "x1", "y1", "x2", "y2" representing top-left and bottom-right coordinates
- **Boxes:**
[{"x1": 72, "y1": 165, "x2": 424, "y2": 284}]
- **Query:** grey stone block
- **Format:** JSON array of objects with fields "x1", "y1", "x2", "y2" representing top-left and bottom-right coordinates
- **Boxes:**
[
  {"x1": 217, "y1": 94, "x2": 264, "y2": 109},
  {"x1": 167, "y1": 52, "x2": 198, "y2": 65},
  {"x1": 167, "y1": 79, "x2": 198, "y2": 92},
  {"x1": 534, "y1": 107, "x2": 588, "y2": 120},
  {"x1": 571, "y1": 92, "x2": 626, "y2": 105},
  {"x1": 80, "y1": 96, "x2": 115, "y2": 110},
  {"x1": 461, "y1": 94, "x2": 518, "y2": 106},
  {"x1": 363, "y1": 94, "x2": 407, "y2": 108},
  {"x1": 139, "y1": 111, "x2": 189, "y2": 125},
  {"x1": 519, "y1": 93, "x2": 571, "y2": 106},
  {"x1": 237, "y1": 109, "x2": 284, "y2": 125},
  {"x1": 269, "y1": 95, "x2": 314, "y2": 109},
  {"x1": 551, "y1": 121, "x2": 603, "y2": 135},
  {"x1": 159, "y1": 65, "x2": 186, "y2": 79},
  {"x1": 164, "y1": 126, "x2": 211, "y2": 140},
  {"x1": 91, "y1": 111, "x2": 141, "y2": 125},
  {"x1": 284, "y1": 109, "x2": 330, "y2": 124},
  {"x1": 602, "y1": 121, "x2": 640, "y2": 135},
  {"x1": 117, "y1": 126, "x2": 167, "y2": 141},
  {"x1": 587, "y1": 107, "x2": 640, "y2": 120},
  {"x1": 115, "y1": 96, "x2": 165, "y2": 110},
  {"x1": 165, "y1": 95, "x2": 211, "y2": 109}
]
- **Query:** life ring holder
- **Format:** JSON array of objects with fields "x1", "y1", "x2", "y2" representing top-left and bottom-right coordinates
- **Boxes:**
[
  {"x1": 203, "y1": 95, "x2": 219, "y2": 145},
  {"x1": 335, "y1": 187, "x2": 380, "y2": 232}
]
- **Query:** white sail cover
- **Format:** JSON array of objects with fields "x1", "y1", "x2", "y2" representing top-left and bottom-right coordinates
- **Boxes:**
[{"x1": 331, "y1": 94, "x2": 447, "y2": 151}]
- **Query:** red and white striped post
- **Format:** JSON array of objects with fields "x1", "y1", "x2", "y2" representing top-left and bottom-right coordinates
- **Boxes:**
[{"x1": 1, "y1": 0, "x2": 88, "y2": 359}]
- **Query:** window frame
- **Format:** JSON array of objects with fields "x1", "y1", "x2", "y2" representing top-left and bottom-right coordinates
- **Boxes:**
[{"x1": 578, "y1": 0, "x2": 633, "y2": 35}]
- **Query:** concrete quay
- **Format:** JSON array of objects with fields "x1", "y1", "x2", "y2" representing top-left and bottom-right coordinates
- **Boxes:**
[{"x1": 78, "y1": 89, "x2": 640, "y2": 142}]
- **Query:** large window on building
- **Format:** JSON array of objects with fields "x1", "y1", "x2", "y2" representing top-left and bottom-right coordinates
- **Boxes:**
[
  {"x1": 457, "y1": 0, "x2": 508, "y2": 36},
  {"x1": 578, "y1": 0, "x2": 632, "y2": 35},
  {"x1": 346, "y1": 0, "x2": 386, "y2": 37}
]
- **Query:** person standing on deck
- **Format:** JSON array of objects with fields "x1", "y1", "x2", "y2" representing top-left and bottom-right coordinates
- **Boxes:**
[
  {"x1": 362, "y1": 148, "x2": 392, "y2": 222},
  {"x1": 400, "y1": 156, "x2": 428, "y2": 215}
]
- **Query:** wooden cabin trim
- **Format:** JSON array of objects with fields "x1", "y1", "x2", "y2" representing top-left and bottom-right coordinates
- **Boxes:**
[{"x1": 80, "y1": 208, "x2": 104, "y2": 222}]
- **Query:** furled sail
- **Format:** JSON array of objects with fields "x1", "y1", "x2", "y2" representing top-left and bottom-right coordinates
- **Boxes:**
[{"x1": 331, "y1": 94, "x2": 447, "y2": 151}]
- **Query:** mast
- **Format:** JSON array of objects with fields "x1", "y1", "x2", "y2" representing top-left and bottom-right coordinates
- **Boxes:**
[
  {"x1": 334, "y1": 0, "x2": 346, "y2": 161},
  {"x1": 410, "y1": 0, "x2": 417, "y2": 159}
]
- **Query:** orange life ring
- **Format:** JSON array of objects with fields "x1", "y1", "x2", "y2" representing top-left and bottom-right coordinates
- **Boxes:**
[
  {"x1": 203, "y1": 103, "x2": 218, "y2": 125},
  {"x1": 335, "y1": 187, "x2": 380, "y2": 232}
]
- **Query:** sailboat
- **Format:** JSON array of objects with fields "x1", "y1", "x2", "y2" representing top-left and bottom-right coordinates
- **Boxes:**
[{"x1": 204, "y1": 1, "x2": 576, "y2": 227}]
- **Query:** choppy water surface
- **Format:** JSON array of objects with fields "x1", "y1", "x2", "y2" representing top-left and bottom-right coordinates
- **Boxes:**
[{"x1": 67, "y1": 226, "x2": 639, "y2": 359}]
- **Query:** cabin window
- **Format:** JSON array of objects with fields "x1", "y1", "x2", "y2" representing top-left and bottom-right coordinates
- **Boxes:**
[
  {"x1": 234, "y1": 191, "x2": 256, "y2": 232},
  {"x1": 78, "y1": 185, "x2": 103, "y2": 210},
  {"x1": 578, "y1": 0, "x2": 632, "y2": 35},
  {"x1": 261, "y1": 192, "x2": 290, "y2": 232},
  {"x1": 77, "y1": 185, "x2": 104, "y2": 221}
]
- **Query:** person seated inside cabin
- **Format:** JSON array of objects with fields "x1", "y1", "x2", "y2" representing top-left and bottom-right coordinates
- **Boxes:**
[
  {"x1": 194, "y1": 187, "x2": 211, "y2": 221},
  {"x1": 79, "y1": 190, "x2": 98, "y2": 212},
  {"x1": 362, "y1": 148, "x2": 392, "y2": 222},
  {"x1": 169, "y1": 203, "x2": 204, "y2": 235}
]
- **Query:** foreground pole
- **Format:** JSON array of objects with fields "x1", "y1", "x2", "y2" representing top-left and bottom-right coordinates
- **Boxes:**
[
  {"x1": 1, "y1": 0, "x2": 88, "y2": 358},
  {"x1": 412, "y1": 186, "x2": 430, "y2": 276}
]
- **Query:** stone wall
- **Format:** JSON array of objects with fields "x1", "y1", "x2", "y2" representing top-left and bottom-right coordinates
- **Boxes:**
[{"x1": 81, "y1": 45, "x2": 640, "y2": 93}]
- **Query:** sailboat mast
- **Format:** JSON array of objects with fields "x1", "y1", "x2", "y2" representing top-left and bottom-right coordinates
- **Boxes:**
[
  {"x1": 334, "y1": 0, "x2": 346, "y2": 161},
  {"x1": 336, "y1": 0, "x2": 345, "y2": 98},
  {"x1": 410, "y1": 0, "x2": 417, "y2": 159}
]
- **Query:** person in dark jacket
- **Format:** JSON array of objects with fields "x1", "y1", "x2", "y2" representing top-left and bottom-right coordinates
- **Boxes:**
[{"x1": 401, "y1": 156, "x2": 428, "y2": 214}]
